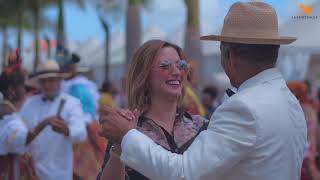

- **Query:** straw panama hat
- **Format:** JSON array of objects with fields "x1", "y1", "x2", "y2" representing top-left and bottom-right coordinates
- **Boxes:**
[
  {"x1": 27, "y1": 60, "x2": 69, "y2": 87},
  {"x1": 200, "y1": 2, "x2": 297, "y2": 45}
]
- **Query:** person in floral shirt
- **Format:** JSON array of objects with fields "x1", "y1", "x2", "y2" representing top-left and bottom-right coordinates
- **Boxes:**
[{"x1": 97, "y1": 40, "x2": 208, "y2": 180}]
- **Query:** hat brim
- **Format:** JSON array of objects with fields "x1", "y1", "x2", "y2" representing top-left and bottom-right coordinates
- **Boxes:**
[
  {"x1": 200, "y1": 35, "x2": 297, "y2": 45},
  {"x1": 26, "y1": 73, "x2": 70, "y2": 88}
]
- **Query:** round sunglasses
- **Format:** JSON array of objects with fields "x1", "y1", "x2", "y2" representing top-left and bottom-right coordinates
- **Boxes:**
[{"x1": 157, "y1": 59, "x2": 190, "y2": 73}]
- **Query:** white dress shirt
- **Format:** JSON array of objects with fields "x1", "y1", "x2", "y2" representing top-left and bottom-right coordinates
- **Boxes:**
[
  {"x1": 0, "y1": 113, "x2": 28, "y2": 155},
  {"x1": 19, "y1": 93, "x2": 87, "y2": 180},
  {"x1": 120, "y1": 68, "x2": 307, "y2": 180}
]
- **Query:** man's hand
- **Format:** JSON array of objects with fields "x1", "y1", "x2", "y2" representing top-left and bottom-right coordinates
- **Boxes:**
[
  {"x1": 99, "y1": 106, "x2": 139, "y2": 144},
  {"x1": 26, "y1": 117, "x2": 52, "y2": 145},
  {"x1": 49, "y1": 117, "x2": 70, "y2": 136}
]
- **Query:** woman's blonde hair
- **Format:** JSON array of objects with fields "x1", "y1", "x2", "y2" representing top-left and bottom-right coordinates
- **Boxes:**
[{"x1": 126, "y1": 39, "x2": 187, "y2": 114}]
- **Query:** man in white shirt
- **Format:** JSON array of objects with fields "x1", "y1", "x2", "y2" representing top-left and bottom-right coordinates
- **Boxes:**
[
  {"x1": 20, "y1": 60, "x2": 87, "y2": 180},
  {"x1": 99, "y1": 2, "x2": 307, "y2": 180}
]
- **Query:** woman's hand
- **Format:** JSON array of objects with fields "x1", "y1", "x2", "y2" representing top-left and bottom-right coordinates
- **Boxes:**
[
  {"x1": 99, "y1": 106, "x2": 140, "y2": 144},
  {"x1": 115, "y1": 108, "x2": 137, "y2": 121}
]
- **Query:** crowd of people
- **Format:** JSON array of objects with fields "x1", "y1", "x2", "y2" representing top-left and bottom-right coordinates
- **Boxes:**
[
  {"x1": 0, "y1": 46, "x2": 223, "y2": 180},
  {"x1": 0, "y1": 51, "x2": 105, "y2": 180},
  {"x1": 0, "y1": 2, "x2": 320, "y2": 180}
]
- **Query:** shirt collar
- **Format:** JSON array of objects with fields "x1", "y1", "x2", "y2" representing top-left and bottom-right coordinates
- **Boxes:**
[
  {"x1": 237, "y1": 68, "x2": 283, "y2": 93},
  {"x1": 41, "y1": 93, "x2": 60, "y2": 102}
]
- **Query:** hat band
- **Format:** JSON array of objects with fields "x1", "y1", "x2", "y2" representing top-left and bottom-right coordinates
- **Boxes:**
[
  {"x1": 32, "y1": 70, "x2": 61, "y2": 78},
  {"x1": 222, "y1": 27, "x2": 279, "y2": 39}
]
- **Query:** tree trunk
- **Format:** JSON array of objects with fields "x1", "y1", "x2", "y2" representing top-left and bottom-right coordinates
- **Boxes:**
[
  {"x1": 184, "y1": 0, "x2": 202, "y2": 62},
  {"x1": 98, "y1": 15, "x2": 110, "y2": 81},
  {"x1": 45, "y1": 36, "x2": 51, "y2": 59},
  {"x1": 33, "y1": 5, "x2": 40, "y2": 71},
  {"x1": 126, "y1": 0, "x2": 141, "y2": 68},
  {"x1": 184, "y1": 0, "x2": 203, "y2": 85},
  {"x1": 2, "y1": 26, "x2": 8, "y2": 68},
  {"x1": 55, "y1": 0, "x2": 68, "y2": 67},
  {"x1": 104, "y1": 27, "x2": 110, "y2": 81},
  {"x1": 57, "y1": 0, "x2": 65, "y2": 46},
  {"x1": 17, "y1": 1, "x2": 24, "y2": 51}
]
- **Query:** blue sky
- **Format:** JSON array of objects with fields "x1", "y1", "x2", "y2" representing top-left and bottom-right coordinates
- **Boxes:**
[
  {"x1": 61, "y1": 0, "x2": 305, "y2": 41},
  {"x1": 3, "y1": 0, "x2": 316, "y2": 48}
]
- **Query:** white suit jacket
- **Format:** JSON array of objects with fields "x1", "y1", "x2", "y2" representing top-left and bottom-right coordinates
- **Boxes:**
[{"x1": 120, "y1": 68, "x2": 307, "y2": 180}]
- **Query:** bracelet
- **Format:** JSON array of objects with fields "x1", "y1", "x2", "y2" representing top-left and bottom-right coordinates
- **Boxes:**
[{"x1": 110, "y1": 146, "x2": 121, "y2": 159}]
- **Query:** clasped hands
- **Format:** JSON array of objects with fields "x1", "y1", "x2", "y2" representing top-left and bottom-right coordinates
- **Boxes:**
[{"x1": 99, "y1": 106, "x2": 140, "y2": 144}]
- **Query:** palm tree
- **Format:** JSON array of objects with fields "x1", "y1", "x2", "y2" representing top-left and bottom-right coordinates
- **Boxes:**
[
  {"x1": 56, "y1": 0, "x2": 84, "y2": 62},
  {"x1": 0, "y1": 1, "x2": 19, "y2": 67},
  {"x1": 0, "y1": 0, "x2": 54, "y2": 70},
  {"x1": 57, "y1": 0, "x2": 65, "y2": 49},
  {"x1": 29, "y1": 0, "x2": 42, "y2": 70},
  {"x1": 0, "y1": 26, "x2": 8, "y2": 68},
  {"x1": 126, "y1": 0, "x2": 143, "y2": 67},
  {"x1": 95, "y1": 0, "x2": 124, "y2": 81},
  {"x1": 98, "y1": 14, "x2": 111, "y2": 81},
  {"x1": 184, "y1": 0, "x2": 203, "y2": 72},
  {"x1": 15, "y1": 1, "x2": 35, "y2": 52},
  {"x1": 10, "y1": 0, "x2": 26, "y2": 51},
  {"x1": 26, "y1": 0, "x2": 55, "y2": 70}
]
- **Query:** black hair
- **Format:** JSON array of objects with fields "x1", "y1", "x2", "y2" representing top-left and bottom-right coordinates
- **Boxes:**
[
  {"x1": 101, "y1": 80, "x2": 113, "y2": 93},
  {"x1": 0, "y1": 71, "x2": 25, "y2": 98},
  {"x1": 202, "y1": 85, "x2": 218, "y2": 99},
  {"x1": 220, "y1": 42, "x2": 280, "y2": 66}
]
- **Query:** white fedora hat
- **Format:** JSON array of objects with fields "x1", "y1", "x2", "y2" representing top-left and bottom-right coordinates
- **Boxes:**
[
  {"x1": 200, "y1": 2, "x2": 296, "y2": 45},
  {"x1": 26, "y1": 60, "x2": 69, "y2": 87}
]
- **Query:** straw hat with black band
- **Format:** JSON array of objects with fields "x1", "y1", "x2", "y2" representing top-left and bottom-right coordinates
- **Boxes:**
[
  {"x1": 200, "y1": 2, "x2": 296, "y2": 45},
  {"x1": 27, "y1": 60, "x2": 69, "y2": 88}
]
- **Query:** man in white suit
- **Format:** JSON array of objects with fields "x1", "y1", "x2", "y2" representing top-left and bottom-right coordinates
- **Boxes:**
[{"x1": 99, "y1": 2, "x2": 307, "y2": 180}]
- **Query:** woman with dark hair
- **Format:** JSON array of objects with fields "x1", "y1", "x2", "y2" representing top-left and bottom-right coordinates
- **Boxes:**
[
  {"x1": 0, "y1": 71, "x2": 50, "y2": 180},
  {"x1": 98, "y1": 39, "x2": 208, "y2": 180}
]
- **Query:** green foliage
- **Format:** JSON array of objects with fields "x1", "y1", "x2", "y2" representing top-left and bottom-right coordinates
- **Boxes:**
[
  {"x1": 0, "y1": 0, "x2": 54, "y2": 31},
  {"x1": 128, "y1": 0, "x2": 150, "y2": 7}
]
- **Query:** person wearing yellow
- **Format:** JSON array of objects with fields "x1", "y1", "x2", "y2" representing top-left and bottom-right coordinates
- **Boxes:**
[
  {"x1": 99, "y1": 80, "x2": 118, "y2": 108},
  {"x1": 182, "y1": 61, "x2": 206, "y2": 116}
]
